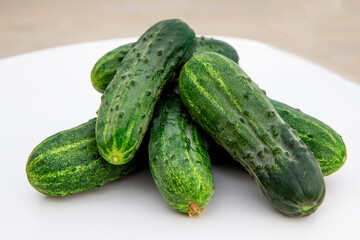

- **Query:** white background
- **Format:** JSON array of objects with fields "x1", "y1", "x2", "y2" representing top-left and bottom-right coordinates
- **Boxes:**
[{"x1": 0, "y1": 37, "x2": 359, "y2": 240}]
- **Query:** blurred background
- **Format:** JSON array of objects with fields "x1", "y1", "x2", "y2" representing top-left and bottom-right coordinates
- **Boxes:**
[{"x1": 1, "y1": 0, "x2": 359, "y2": 84}]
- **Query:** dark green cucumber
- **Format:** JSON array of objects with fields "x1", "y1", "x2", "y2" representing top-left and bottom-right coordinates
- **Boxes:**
[
  {"x1": 194, "y1": 36, "x2": 239, "y2": 63},
  {"x1": 96, "y1": 19, "x2": 197, "y2": 165},
  {"x1": 91, "y1": 42, "x2": 133, "y2": 93},
  {"x1": 90, "y1": 36, "x2": 239, "y2": 93},
  {"x1": 149, "y1": 85, "x2": 214, "y2": 216},
  {"x1": 209, "y1": 100, "x2": 347, "y2": 177},
  {"x1": 26, "y1": 118, "x2": 145, "y2": 196},
  {"x1": 91, "y1": 40, "x2": 346, "y2": 177},
  {"x1": 179, "y1": 52, "x2": 326, "y2": 217},
  {"x1": 90, "y1": 34, "x2": 345, "y2": 176},
  {"x1": 272, "y1": 100, "x2": 346, "y2": 176}
]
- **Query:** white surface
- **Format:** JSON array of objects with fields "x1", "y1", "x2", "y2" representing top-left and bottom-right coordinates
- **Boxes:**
[{"x1": 0, "y1": 37, "x2": 359, "y2": 240}]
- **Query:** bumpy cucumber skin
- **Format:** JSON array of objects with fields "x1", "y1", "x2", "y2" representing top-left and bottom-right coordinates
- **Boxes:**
[
  {"x1": 149, "y1": 85, "x2": 214, "y2": 215},
  {"x1": 26, "y1": 118, "x2": 144, "y2": 196},
  {"x1": 90, "y1": 40, "x2": 346, "y2": 177},
  {"x1": 194, "y1": 36, "x2": 239, "y2": 63},
  {"x1": 90, "y1": 37, "x2": 239, "y2": 94},
  {"x1": 272, "y1": 100, "x2": 347, "y2": 176},
  {"x1": 96, "y1": 19, "x2": 197, "y2": 165},
  {"x1": 91, "y1": 43, "x2": 133, "y2": 93},
  {"x1": 179, "y1": 52, "x2": 326, "y2": 217}
]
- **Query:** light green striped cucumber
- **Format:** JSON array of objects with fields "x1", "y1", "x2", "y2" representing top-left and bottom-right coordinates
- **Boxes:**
[
  {"x1": 90, "y1": 36, "x2": 239, "y2": 93},
  {"x1": 149, "y1": 84, "x2": 214, "y2": 216},
  {"x1": 26, "y1": 118, "x2": 145, "y2": 196},
  {"x1": 272, "y1": 100, "x2": 346, "y2": 176},
  {"x1": 179, "y1": 52, "x2": 326, "y2": 217},
  {"x1": 96, "y1": 19, "x2": 197, "y2": 165}
]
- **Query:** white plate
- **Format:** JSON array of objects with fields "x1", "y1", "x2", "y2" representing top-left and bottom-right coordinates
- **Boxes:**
[{"x1": 1, "y1": 37, "x2": 359, "y2": 240}]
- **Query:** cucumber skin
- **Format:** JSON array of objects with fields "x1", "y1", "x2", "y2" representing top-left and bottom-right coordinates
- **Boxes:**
[
  {"x1": 194, "y1": 36, "x2": 239, "y2": 63},
  {"x1": 90, "y1": 36, "x2": 239, "y2": 93},
  {"x1": 90, "y1": 41, "x2": 346, "y2": 177},
  {"x1": 96, "y1": 19, "x2": 197, "y2": 165},
  {"x1": 91, "y1": 42, "x2": 133, "y2": 93},
  {"x1": 211, "y1": 99, "x2": 347, "y2": 177},
  {"x1": 179, "y1": 52, "x2": 326, "y2": 217},
  {"x1": 149, "y1": 85, "x2": 214, "y2": 215},
  {"x1": 26, "y1": 118, "x2": 144, "y2": 197},
  {"x1": 272, "y1": 100, "x2": 347, "y2": 176}
]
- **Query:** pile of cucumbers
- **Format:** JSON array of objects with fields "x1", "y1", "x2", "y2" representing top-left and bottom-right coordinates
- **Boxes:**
[{"x1": 26, "y1": 19, "x2": 347, "y2": 217}]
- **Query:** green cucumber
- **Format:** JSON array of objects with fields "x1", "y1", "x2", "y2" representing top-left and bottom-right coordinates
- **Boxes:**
[
  {"x1": 149, "y1": 85, "x2": 214, "y2": 216},
  {"x1": 26, "y1": 118, "x2": 145, "y2": 196},
  {"x1": 96, "y1": 19, "x2": 197, "y2": 165},
  {"x1": 179, "y1": 52, "x2": 326, "y2": 217},
  {"x1": 272, "y1": 100, "x2": 346, "y2": 176},
  {"x1": 90, "y1": 36, "x2": 239, "y2": 93},
  {"x1": 194, "y1": 36, "x2": 239, "y2": 63},
  {"x1": 91, "y1": 42, "x2": 133, "y2": 93},
  {"x1": 90, "y1": 39, "x2": 346, "y2": 177},
  {"x1": 90, "y1": 33, "x2": 345, "y2": 176},
  {"x1": 209, "y1": 100, "x2": 347, "y2": 177},
  {"x1": 210, "y1": 100, "x2": 347, "y2": 177}
]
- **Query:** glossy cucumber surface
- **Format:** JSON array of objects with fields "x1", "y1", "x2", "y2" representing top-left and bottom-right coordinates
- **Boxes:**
[
  {"x1": 90, "y1": 36, "x2": 346, "y2": 176},
  {"x1": 272, "y1": 100, "x2": 346, "y2": 176},
  {"x1": 90, "y1": 36, "x2": 239, "y2": 93},
  {"x1": 26, "y1": 118, "x2": 144, "y2": 196},
  {"x1": 194, "y1": 36, "x2": 239, "y2": 63},
  {"x1": 96, "y1": 19, "x2": 197, "y2": 165},
  {"x1": 209, "y1": 100, "x2": 347, "y2": 176},
  {"x1": 149, "y1": 85, "x2": 214, "y2": 215},
  {"x1": 179, "y1": 52, "x2": 326, "y2": 217},
  {"x1": 91, "y1": 42, "x2": 133, "y2": 93}
]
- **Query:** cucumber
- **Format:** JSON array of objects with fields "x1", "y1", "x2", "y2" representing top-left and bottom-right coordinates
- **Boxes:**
[
  {"x1": 194, "y1": 36, "x2": 239, "y2": 63},
  {"x1": 91, "y1": 42, "x2": 133, "y2": 93},
  {"x1": 209, "y1": 100, "x2": 347, "y2": 177},
  {"x1": 272, "y1": 100, "x2": 346, "y2": 176},
  {"x1": 179, "y1": 52, "x2": 326, "y2": 217},
  {"x1": 91, "y1": 34, "x2": 345, "y2": 176},
  {"x1": 149, "y1": 84, "x2": 214, "y2": 216},
  {"x1": 90, "y1": 36, "x2": 239, "y2": 93},
  {"x1": 26, "y1": 118, "x2": 145, "y2": 196},
  {"x1": 96, "y1": 19, "x2": 197, "y2": 165}
]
